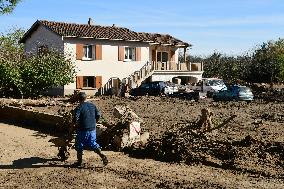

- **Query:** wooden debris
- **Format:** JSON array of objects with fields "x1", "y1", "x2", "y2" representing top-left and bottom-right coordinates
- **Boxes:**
[{"x1": 197, "y1": 108, "x2": 213, "y2": 132}]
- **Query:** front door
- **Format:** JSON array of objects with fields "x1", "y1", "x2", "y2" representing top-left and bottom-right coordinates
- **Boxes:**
[{"x1": 157, "y1": 52, "x2": 169, "y2": 70}]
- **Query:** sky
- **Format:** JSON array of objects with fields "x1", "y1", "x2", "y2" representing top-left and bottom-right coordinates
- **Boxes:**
[{"x1": 1, "y1": 0, "x2": 284, "y2": 56}]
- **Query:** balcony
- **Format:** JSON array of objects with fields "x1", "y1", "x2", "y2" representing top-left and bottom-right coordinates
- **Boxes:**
[{"x1": 151, "y1": 61, "x2": 203, "y2": 71}]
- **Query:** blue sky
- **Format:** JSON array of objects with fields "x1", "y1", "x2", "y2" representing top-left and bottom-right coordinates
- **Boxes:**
[{"x1": 1, "y1": 0, "x2": 284, "y2": 56}]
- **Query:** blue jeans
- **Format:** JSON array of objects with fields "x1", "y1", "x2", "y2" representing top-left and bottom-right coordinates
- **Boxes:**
[{"x1": 75, "y1": 130, "x2": 100, "y2": 152}]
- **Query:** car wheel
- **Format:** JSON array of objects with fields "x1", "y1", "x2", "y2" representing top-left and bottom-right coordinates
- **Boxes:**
[{"x1": 207, "y1": 91, "x2": 213, "y2": 98}]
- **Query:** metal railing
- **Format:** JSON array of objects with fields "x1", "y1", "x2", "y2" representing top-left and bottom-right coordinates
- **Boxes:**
[{"x1": 125, "y1": 61, "x2": 203, "y2": 88}]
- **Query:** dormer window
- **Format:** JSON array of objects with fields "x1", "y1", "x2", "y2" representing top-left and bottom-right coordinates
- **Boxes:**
[{"x1": 83, "y1": 45, "x2": 93, "y2": 59}]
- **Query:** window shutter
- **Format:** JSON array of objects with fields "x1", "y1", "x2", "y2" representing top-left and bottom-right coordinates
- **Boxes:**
[
  {"x1": 76, "y1": 76, "x2": 83, "y2": 89},
  {"x1": 152, "y1": 50, "x2": 156, "y2": 61},
  {"x1": 118, "y1": 46, "x2": 124, "y2": 61},
  {"x1": 95, "y1": 45, "x2": 102, "y2": 60},
  {"x1": 135, "y1": 47, "x2": 141, "y2": 61},
  {"x1": 95, "y1": 76, "x2": 102, "y2": 88},
  {"x1": 170, "y1": 50, "x2": 175, "y2": 62},
  {"x1": 76, "y1": 44, "x2": 83, "y2": 60}
]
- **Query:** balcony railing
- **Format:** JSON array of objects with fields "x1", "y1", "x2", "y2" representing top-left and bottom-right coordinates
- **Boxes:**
[
  {"x1": 124, "y1": 61, "x2": 203, "y2": 89},
  {"x1": 152, "y1": 61, "x2": 203, "y2": 71}
]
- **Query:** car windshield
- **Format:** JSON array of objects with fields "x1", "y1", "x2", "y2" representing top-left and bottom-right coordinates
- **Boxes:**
[
  {"x1": 239, "y1": 87, "x2": 251, "y2": 93},
  {"x1": 207, "y1": 79, "x2": 224, "y2": 86},
  {"x1": 140, "y1": 83, "x2": 150, "y2": 88},
  {"x1": 151, "y1": 82, "x2": 161, "y2": 88}
]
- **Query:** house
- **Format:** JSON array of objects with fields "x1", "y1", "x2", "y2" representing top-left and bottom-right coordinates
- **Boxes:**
[{"x1": 20, "y1": 18, "x2": 203, "y2": 96}]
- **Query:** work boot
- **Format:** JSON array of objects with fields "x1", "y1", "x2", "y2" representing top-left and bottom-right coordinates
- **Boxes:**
[
  {"x1": 94, "y1": 148, "x2": 108, "y2": 166},
  {"x1": 72, "y1": 151, "x2": 83, "y2": 167}
]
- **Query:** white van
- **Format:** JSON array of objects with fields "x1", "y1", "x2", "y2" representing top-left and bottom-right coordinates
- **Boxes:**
[{"x1": 191, "y1": 78, "x2": 227, "y2": 96}]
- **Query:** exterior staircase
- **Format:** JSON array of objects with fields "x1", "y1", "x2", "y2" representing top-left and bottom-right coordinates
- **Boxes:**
[
  {"x1": 124, "y1": 61, "x2": 155, "y2": 88},
  {"x1": 123, "y1": 61, "x2": 204, "y2": 89}
]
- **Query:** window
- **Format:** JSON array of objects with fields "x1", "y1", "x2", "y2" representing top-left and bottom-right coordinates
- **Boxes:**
[
  {"x1": 83, "y1": 45, "x2": 93, "y2": 59},
  {"x1": 83, "y1": 76, "x2": 95, "y2": 88},
  {"x1": 37, "y1": 45, "x2": 48, "y2": 55},
  {"x1": 157, "y1": 52, "x2": 168, "y2": 62},
  {"x1": 124, "y1": 47, "x2": 135, "y2": 61}
]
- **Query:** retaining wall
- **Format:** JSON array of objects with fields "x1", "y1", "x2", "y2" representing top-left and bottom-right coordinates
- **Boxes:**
[{"x1": 0, "y1": 106, "x2": 64, "y2": 132}]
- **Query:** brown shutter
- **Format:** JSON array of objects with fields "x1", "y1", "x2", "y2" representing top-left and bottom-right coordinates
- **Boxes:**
[
  {"x1": 76, "y1": 44, "x2": 83, "y2": 60},
  {"x1": 76, "y1": 76, "x2": 83, "y2": 89},
  {"x1": 135, "y1": 47, "x2": 141, "y2": 61},
  {"x1": 95, "y1": 45, "x2": 102, "y2": 60},
  {"x1": 152, "y1": 50, "x2": 156, "y2": 62},
  {"x1": 95, "y1": 76, "x2": 102, "y2": 88},
  {"x1": 118, "y1": 46, "x2": 124, "y2": 61},
  {"x1": 170, "y1": 50, "x2": 175, "y2": 62}
]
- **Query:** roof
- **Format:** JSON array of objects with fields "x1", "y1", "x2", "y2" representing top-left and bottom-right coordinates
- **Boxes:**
[{"x1": 20, "y1": 20, "x2": 190, "y2": 47}]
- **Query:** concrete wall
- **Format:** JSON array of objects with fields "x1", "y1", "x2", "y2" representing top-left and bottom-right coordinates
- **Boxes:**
[
  {"x1": 0, "y1": 106, "x2": 64, "y2": 132},
  {"x1": 24, "y1": 25, "x2": 64, "y2": 54}
]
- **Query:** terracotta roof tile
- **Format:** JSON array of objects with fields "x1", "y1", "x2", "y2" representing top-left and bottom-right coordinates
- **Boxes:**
[{"x1": 38, "y1": 20, "x2": 190, "y2": 47}]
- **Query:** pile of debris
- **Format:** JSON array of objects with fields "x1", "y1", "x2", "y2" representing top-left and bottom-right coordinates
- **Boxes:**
[
  {"x1": 128, "y1": 108, "x2": 284, "y2": 178},
  {"x1": 251, "y1": 83, "x2": 284, "y2": 102},
  {"x1": 97, "y1": 105, "x2": 149, "y2": 150}
]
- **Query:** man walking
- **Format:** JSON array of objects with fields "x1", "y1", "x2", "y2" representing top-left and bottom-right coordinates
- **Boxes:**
[{"x1": 73, "y1": 92, "x2": 108, "y2": 167}]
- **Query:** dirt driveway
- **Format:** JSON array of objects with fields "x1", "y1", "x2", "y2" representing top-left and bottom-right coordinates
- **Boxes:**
[{"x1": 0, "y1": 122, "x2": 283, "y2": 189}]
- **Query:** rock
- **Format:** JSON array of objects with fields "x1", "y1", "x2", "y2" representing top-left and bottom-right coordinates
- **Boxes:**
[
  {"x1": 113, "y1": 105, "x2": 143, "y2": 122},
  {"x1": 96, "y1": 124, "x2": 107, "y2": 137}
]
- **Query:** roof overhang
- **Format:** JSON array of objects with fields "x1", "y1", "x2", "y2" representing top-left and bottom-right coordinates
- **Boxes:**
[
  {"x1": 19, "y1": 20, "x2": 41, "y2": 43},
  {"x1": 19, "y1": 20, "x2": 62, "y2": 43}
]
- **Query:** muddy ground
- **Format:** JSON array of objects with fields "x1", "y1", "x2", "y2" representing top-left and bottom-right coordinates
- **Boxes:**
[{"x1": 0, "y1": 96, "x2": 284, "y2": 188}]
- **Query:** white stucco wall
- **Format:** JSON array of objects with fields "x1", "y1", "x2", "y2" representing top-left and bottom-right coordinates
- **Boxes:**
[
  {"x1": 63, "y1": 38, "x2": 150, "y2": 93},
  {"x1": 24, "y1": 25, "x2": 64, "y2": 54}
]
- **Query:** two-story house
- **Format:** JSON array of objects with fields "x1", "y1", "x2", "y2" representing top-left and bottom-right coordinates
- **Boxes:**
[{"x1": 20, "y1": 18, "x2": 203, "y2": 96}]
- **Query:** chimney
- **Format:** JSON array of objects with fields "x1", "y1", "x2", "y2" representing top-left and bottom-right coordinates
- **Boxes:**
[
  {"x1": 112, "y1": 24, "x2": 116, "y2": 27},
  {"x1": 88, "y1": 17, "x2": 94, "y2": 25}
]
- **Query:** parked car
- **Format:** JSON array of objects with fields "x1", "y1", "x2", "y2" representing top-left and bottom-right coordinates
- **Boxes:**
[
  {"x1": 129, "y1": 81, "x2": 178, "y2": 96},
  {"x1": 164, "y1": 83, "x2": 179, "y2": 95},
  {"x1": 190, "y1": 78, "x2": 227, "y2": 97},
  {"x1": 213, "y1": 85, "x2": 254, "y2": 102}
]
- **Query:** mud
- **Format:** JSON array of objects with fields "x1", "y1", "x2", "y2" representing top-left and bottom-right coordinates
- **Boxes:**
[{"x1": 0, "y1": 96, "x2": 284, "y2": 188}]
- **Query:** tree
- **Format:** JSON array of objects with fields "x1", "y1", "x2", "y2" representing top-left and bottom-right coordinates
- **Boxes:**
[
  {"x1": 20, "y1": 52, "x2": 76, "y2": 96},
  {"x1": 0, "y1": 28, "x2": 76, "y2": 98},
  {"x1": 0, "y1": 0, "x2": 21, "y2": 14},
  {"x1": 277, "y1": 54, "x2": 284, "y2": 82},
  {"x1": 0, "y1": 28, "x2": 25, "y2": 97},
  {"x1": 250, "y1": 39, "x2": 284, "y2": 83}
]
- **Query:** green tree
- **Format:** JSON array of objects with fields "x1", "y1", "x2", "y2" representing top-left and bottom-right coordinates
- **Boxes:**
[
  {"x1": 21, "y1": 52, "x2": 76, "y2": 96},
  {"x1": 193, "y1": 52, "x2": 252, "y2": 84},
  {"x1": 0, "y1": 29, "x2": 25, "y2": 97},
  {"x1": 0, "y1": 28, "x2": 76, "y2": 98},
  {"x1": 250, "y1": 39, "x2": 284, "y2": 83},
  {"x1": 0, "y1": 0, "x2": 21, "y2": 14},
  {"x1": 277, "y1": 54, "x2": 284, "y2": 82}
]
